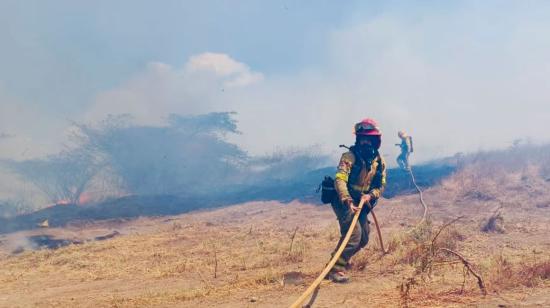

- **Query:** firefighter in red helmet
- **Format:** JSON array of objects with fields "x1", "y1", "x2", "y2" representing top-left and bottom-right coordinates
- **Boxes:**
[{"x1": 326, "y1": 118, "x2": 387, "y2": 283}]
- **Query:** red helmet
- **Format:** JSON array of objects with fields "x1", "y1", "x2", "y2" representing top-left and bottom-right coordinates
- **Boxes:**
[{"x1": 353, "y1": 118, "x2": 382, "y2": 136}]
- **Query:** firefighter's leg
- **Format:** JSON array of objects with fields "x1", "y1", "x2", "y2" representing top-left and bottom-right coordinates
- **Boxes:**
[{"x1": 330, "y1": 199, "x2": 362, "y2": 270}]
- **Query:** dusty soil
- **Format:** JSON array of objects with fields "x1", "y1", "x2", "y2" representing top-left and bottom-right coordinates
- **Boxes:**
[{"x1": 1, "y1": 166, "x2": 549, "y2": 307}]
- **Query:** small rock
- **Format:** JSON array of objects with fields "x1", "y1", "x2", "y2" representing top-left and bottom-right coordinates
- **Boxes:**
[
  {"x1": 38, "y1": 219, "x2": 49, "y2": 228},
  {"x1": 249, "y1": 297, "x2": 258, "y2": 302},
  {"x1": 12, "y1": 247, "x2": 24, "y2": 254},
  {"x1": 282, "y1": 271, "x2": 305, "y2": 286}
]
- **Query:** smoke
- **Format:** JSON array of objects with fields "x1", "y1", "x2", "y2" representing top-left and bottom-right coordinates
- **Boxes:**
[
  {"x1": 81, "y1": 8, "x2": 550, "y2": 164},
  {"x1": 74, "y1": 112, "x2": 248, "y2": 196},
  {"x1": 186, "y1": 53, "x2": 264, "y2": 88},
  {"x1": 248, "y1": 146, "x2": 329, "y2": 182},
  {"x1": 0, "y1": 86, "x2": 63, "y2": 160},
  {"x1": 4, "y1": 147, "x2": 103, "y2": 205},
  {"x1": 4, "y1": 3, "x2": 550, "y2": 165},
  {"x1": 1, "y1": 233, "x2": 36, "y2": 254},
  {"x1": 0, "y1": 133, "x2": 15, "y2": 140},
  {"x1": 1, "y1": 112, "x2": 329, "y2": 210},
  {"x1": 85, "y1": 54, "x2": 264, "y2": 126},
  {"x1": 2, "y1": 2, "x2": 550, "y2": 212}
]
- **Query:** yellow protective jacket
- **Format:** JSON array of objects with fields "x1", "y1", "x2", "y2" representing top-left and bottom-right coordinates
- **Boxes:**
[{"x1": 334, "y1": 148, "x2": 387, "y2": 203}]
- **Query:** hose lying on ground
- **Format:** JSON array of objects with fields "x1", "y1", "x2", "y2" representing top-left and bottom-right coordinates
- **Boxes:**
[
  {"x1": 408, "y1": 167, "x2": 428, "y2": 227},
  {"x1": 365, "y1": 202, "x2": 388, "y2": 255}
]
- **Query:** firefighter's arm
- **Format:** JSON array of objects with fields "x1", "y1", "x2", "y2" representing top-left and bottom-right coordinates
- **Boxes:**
[
  {"x1": 334, "y1": 152, "x2": 354, "y2": 203},
  {"x1": 367, "y1": 156, "x2": 387, "y2": 200}
]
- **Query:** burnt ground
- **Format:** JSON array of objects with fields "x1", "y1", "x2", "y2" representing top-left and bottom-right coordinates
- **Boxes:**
[{"x1": 0, "y1": 162, "x2": 455, "y2": 234}]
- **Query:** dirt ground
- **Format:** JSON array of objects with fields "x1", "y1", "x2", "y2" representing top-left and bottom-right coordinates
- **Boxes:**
[{"x1": 1, "y1": 166, "x2": 549, "y2": 307}]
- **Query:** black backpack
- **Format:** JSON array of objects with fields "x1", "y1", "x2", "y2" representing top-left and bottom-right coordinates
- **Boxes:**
[{"x1": 319, "y1": 176, "x2": 336, "y2": 204}]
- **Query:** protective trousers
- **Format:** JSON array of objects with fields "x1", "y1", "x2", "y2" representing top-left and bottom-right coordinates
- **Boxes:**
[
  {"x1": 330, "y1": 198, "x2": 370, "y2": 271},
  {"x1": 397, "y1": 151, "x2": 410, "y2": 170}
]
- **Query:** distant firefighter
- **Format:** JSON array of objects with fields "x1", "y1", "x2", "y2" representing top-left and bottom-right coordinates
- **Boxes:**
[{"x1": 395, "y1": 130, "x2": 413, "y2": 170}]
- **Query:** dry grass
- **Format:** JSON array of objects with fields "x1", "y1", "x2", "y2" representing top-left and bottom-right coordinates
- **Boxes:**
[
  {"x1": 0, "y1": 201, "x2": 339, "y2": 307},
  {"x1": 487, "y1": 254, "x2": 550, "y2": 290}
]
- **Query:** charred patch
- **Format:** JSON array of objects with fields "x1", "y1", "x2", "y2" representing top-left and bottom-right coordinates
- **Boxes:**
[
  {"x1": 27, "y1": 235, "x2": 83, "y2": 249},
  {"x1": 10, "y1": 231, "x2": 121, "y2": 254},
  {"x1": 10, "y1": 235, "x2": 83, "y2": 254}
]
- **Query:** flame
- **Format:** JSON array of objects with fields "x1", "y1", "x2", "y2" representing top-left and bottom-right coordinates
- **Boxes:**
[
  {"x1": 78, "y1": 192, "x2": 92, "y2": 204},
  {"x1": 56, "y1": 199, "x2": 72, "y2": 205},
  {"x1": 53, "y1": 191, "x2": 129, "y2": 206},
  {"x1": 55, "y1": 192, "x2": 92, "y2": 206}
]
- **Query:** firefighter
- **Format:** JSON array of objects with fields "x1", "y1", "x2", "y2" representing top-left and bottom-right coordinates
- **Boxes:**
[
  {"x1": 395, "y1": 130, "x2": 412, "y2": 170},
  {"x1": 326, "y1": 118, "x2": 387, "y2": 283}
]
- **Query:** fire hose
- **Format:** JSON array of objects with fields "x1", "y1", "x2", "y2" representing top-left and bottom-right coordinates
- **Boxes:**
[
  {"x1": 289, "y1": 197, "x2": 387, "y2": 308},
  {"x1": 408, "y1": 167, "x2": 428, "y2": 228},
  {"x1": 291, "y1": 168, "x2": 426, "y2": 307}
]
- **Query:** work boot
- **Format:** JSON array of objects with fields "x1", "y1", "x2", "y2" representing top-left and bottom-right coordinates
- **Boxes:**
[{"x1": 325, "y1": 270, "x2": 349, "y2": 283}]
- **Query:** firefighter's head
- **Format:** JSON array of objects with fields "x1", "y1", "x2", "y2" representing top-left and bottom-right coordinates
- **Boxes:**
[{"x1": 353, "y1": 118, "x2": 382, "y2": 150}]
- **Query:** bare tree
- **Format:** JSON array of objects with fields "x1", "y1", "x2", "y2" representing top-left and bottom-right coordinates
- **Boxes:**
[
  {"x1": 5, "y1": 147, "x2": 103, "y2": 205},
  {"x1": 72, "y1": 112, "x2": 247, "y2": 195}
]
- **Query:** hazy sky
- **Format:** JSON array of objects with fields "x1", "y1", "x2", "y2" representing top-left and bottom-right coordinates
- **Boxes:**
[{"x1": 1, "y1": 1, "x2": 550, "y2": 164}]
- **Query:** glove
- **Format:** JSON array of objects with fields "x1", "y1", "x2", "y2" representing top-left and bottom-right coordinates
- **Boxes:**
[
  {"x1": 361, "y1": 194, "x2": 372, "y2": 204},
  {"x1": 343, "y1": 198, "x2": 353, "y2": 207},
  {"x1": 344, "y1": 198, "x2": 359, "y2": 213}
]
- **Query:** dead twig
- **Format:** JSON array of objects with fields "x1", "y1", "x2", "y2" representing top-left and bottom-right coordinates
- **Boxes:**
[
  {"x1": 438, "y1": 248, "x2": 487, "y2": 295},
  {"x1": 213, "y1": 248, "x2": 218, "y2": 278},
  {"x1": 431, "y1": 260, "x2": 462, "y2": 267},
  {"x1": 288, "y1": 227, "x2": 298, "y2": 256},
  {"x1": 399, "y1": 277, "x2": 417, "y2": 308},
  {"x1": 461, "y1": 265, "x2": 467, "y2": 294},
  {"x1": 430, "y1": 216, "x2": 464, "y2": 252}
]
